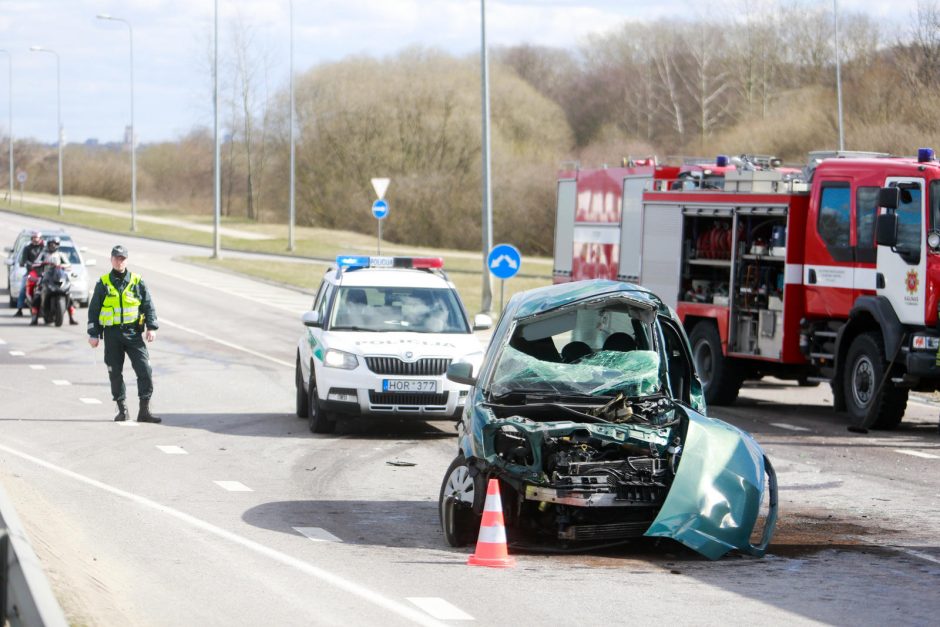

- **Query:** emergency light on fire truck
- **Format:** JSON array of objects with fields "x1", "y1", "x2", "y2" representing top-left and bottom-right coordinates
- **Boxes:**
[{"x1": 553, "y1": 148, "x2": 940, "y2": 432}]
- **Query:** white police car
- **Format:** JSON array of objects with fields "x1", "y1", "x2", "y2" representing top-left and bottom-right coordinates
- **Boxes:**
[{"x1": 296, "y1": 255, "x2": 492, "y2": 433}]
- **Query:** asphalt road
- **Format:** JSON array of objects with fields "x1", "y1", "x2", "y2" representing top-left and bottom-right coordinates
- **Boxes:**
[{"x1": 2, "y1": 210, "x2": 939, "y2": 626}]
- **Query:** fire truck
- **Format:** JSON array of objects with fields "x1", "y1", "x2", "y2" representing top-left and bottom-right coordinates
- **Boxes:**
[{"x1": 553, "y1": 150, "x2": 940, "y2": 429}]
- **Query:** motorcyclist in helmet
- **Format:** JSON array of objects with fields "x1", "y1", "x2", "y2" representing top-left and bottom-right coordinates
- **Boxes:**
[
  {"x1": 29, "y1": 237, "x2": 77, "y2": 326},
  {"x1": 16, "y1": 231, "x2": 45, "y2": 317}
]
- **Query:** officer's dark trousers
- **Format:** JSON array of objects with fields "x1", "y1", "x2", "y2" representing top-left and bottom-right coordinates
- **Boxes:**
[{"x1": 103, "y1": 326, "x2": 153, "y2": 401}]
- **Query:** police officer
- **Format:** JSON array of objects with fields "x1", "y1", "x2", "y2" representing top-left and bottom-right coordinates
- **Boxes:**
[{"x1": 87, "y1": 245, "x2": 161, "y2": 423}]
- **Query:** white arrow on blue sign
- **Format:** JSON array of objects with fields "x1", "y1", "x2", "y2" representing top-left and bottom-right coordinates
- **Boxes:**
[
  {"x1": 487, "y1": 243, "x2": 522, "y2": 280},
  {"x1": 372, "y1": 199, "x2": 389, "y2": 220}
]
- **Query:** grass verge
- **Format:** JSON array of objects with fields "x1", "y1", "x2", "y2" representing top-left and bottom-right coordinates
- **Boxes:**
[{"x1": 181, "y1": 256, "x2": 551, "y2": 315}]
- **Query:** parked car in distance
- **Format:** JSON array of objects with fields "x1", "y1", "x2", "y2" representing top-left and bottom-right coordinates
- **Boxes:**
[
  {"x1": 4, "y1": 229, "x2": 96, "y2": 307},
  {"x1": 439, "y1": 279, "x2": 777, "y2": 560}
]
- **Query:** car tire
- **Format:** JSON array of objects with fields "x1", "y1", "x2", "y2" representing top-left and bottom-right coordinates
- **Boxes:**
[
  {"x1": 295, "y1": 354, "x2": 309, "y2": 418},
  {"x1": 843, "y1": 331, "x2": 907, "y2": 430},
  {"x1": 307, "y1": 372, "x2": 336, "y2": 434},
  {"x1": 438, "y1": 453, "x2": 484, "y2": 548},
  {"x1": 689, "y1": 322, "x2": 742, "y2": 405}
]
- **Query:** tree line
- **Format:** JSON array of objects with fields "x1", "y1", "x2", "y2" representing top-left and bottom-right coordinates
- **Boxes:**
[{"x1": 6, "y1": 2, "x2": 940, "y2": 255}]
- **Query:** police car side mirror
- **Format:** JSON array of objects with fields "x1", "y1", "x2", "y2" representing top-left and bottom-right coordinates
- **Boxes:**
[
  {"x1": 876, "y1": 212, "x2": 898, "y2": 248},
  {"x1": 301, "y1": 311, "x2": 321, "y2": 328},
  {"x1": 3, "y1": 257, "x2": 12, "y2": 266},
  {"x1": 446, "y1": 362, "x2": 477, "y2": 386},
  {"x1": 472, "y1": 313, "x2": 493, "y2": 331}
]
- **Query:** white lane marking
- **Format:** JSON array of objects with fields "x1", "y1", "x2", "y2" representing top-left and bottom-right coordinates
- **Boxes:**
[
  {"x1": 770, "y1": 422, "x2": 810, "y2": 432},
  {"x1": 156, "y1": 445, "x2": 188, "y2": 455},
  {"x1": 0, "y1": 443, "x2": 445, "y2": 627},
  {"x1": 294, "y1": 527, "x2": 343, "y2": 543},
  {"x1": 29, "y1": 364, "x2": 46, "y2": 370},
  {"x1": 159, "y1": 318, "x2": 293, "y2": 369},
  {"x1": 79, "y1": 397, "x2": 102, "y2": 405},
  {"x1": 214, "y1": 480, "x2": 253, "y2": 492},
  {"x1": 9, "y1": 350, "x2": 24, "y2": 356},
  {"x1": 894, "y1": 449, "x2": 940, "y2": 460},
  {"x1": 908, "y1": 399, "x2": 937, "y2": 409},
  {"x1": 145, "y1": 266, "x2": 304, "y2": 314},
  {"x1": 407, "y1": 598, "x2": 474, "y2": 621},
  {"x1": 52, "y1": 379, "x2": 71, "y2": 386},
  {"x1": 893, "y1": 547, "x2": 940, "y2": 566}
]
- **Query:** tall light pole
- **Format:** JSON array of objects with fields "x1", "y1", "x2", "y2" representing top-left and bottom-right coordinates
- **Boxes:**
[
  {"x1": 834, "y1": 0, "x2": 845, "y2": 151},
  {"x1": 212, "y1": 0, "x2": 222, "y2": 258},
  {"x1": 29, "y1": 46, "x2": 62, "y2": 215},
  {"x1": 97, "y1": 14, "x2": 137, "y2": 232},
  {"x1": 479, "y1": 0, "x2": 494, "y2": 314},
  {"x1": 0, "y1": 50, "x2": 11, "y2": 205},
  {"x1": 288, "y1": 0, "x2": 296, "y2": 252}
]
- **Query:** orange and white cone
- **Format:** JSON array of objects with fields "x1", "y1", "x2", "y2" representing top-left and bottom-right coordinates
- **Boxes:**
[{"x1": 467, "y1": 478, "x2": 515, "y2": 568}]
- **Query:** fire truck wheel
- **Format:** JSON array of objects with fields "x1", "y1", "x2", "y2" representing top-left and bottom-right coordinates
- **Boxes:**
[
  {"x1": 843, "y1": 331, "x2": 907, "y2": 429},
  {"x1": 689, "y1": 322, "x2": 742, "y2": 405}
]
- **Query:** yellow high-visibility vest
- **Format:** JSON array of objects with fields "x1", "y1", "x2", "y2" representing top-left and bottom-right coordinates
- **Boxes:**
[{"x1": 98, "y1": 272, "x2": 142, "y2": 327}]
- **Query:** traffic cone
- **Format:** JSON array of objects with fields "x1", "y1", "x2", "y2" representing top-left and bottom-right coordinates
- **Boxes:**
[{"x1": 467, "y1": 478, "x2": 515, "y2": 568}]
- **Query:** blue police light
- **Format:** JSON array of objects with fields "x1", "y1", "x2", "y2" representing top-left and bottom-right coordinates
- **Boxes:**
[
  {"x1": 335, "y1": 255, "x2": 371, "y2": 269},
  {"x1": 918, "y1": 147, "x2": 935, "y2": 163},
  {"x1": 715, "y1": 155, "x2": 729, "y2": 167}
]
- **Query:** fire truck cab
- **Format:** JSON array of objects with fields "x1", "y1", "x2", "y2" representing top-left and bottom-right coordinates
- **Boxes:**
[{"x1": 554, "y1": 150, "x2": 940, "y2": 429}]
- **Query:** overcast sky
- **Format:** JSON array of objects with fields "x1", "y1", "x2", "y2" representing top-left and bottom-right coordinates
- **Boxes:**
[{"x1": 0, "y1": 0, "x2": 902, "y2": 144}]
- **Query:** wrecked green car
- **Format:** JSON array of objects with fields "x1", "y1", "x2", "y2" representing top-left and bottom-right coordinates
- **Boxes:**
[{"x1": 439, "y1": 280, "x2": 777, "y2": 560}]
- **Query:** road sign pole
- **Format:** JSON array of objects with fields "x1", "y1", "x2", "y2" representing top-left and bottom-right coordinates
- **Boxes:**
[
  {"x1": 500, "y1": 279, "x2": 505, "y2": 313},
  {"x1": 378, "y1": 219, "x2": 382, "y2": 255}
]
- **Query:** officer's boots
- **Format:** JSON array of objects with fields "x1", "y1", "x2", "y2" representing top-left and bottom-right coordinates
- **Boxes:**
[
  {"x1": 137, "y1": 398, "x2": 162, "y2": 424},
  {"x1": 114, "y1": 400, "x2": 128, "y2": 422}
]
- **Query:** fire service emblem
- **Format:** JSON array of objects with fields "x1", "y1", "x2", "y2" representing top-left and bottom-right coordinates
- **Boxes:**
[{"x1": 905, "y1": 269, "x2": 919, "y2": 295}]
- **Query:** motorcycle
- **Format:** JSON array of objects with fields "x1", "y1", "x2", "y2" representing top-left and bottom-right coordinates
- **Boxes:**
[{"x1": 33, "y1": 265, "x2": 73, "y2": 327}]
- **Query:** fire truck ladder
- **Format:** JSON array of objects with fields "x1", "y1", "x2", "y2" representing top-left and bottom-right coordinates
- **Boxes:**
[{"x1": 806, "y1": 322, "x2": 842, "y2": 383}]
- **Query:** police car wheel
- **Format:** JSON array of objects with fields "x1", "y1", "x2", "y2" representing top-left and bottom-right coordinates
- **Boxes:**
[
  {"x1": 295, "y1": 354, "x2": 310, "y2": 418},
  {"x1": 307, "y1": 374, "x2": 336, "y2": 434}
]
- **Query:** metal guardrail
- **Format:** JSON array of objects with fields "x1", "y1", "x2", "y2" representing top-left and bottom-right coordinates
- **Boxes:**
[{"x1": 0, "y1": 482, "x2": 68, "y2": 626}]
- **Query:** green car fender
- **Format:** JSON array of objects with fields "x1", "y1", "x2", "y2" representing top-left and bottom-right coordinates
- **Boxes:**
[{"x1": 644, "y1": 409, "x2": 778, "y2": 560}]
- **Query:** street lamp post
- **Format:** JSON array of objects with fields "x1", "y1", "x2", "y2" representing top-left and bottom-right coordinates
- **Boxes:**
[
  {"x1": 29, "y1": 46, "x2": 62, "y2": 215},
  {"x1": 212, "y1": 0, "x2": 221, "y2": 258},
  {"x1": 97, "y1": 14, "x2": 137, "y2": 232},
  {"x1": 288, "y1": 0, "x2": 296, "y2": 252},
  {"x1": 479, "y1": 0, "x2": 494, "y2": 314},
  {"x1": 0, "y1": 50, "x2": 11, "y2": 206}
]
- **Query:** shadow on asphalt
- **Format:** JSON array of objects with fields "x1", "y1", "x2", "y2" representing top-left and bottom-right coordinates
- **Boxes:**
[{"x1": 158, "y1": 412, "x2": 455, "y2": 439}]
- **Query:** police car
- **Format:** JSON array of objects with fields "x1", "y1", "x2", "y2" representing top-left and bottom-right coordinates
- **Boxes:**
[{"x1": 296, "y1": 255, "x2": 492, "y2": 433}]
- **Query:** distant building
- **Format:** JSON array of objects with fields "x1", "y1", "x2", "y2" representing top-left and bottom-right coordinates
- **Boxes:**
[{"x1": 84, "y1": 138, "x2": 100, "y2": 147}]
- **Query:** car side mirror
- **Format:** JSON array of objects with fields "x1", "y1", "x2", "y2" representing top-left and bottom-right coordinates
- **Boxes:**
[
  {"x1": 878, "y1": 187, "x2": 899, "y2": 210},
  {"x1": 446, "y1": 362, "x2": 477, "y2": 386},
  {"x1": 3, "y1": 258, "x2": 12, "y2": 266},
  {"x1": 301, "y1": 311, "x2": 321, "y2": 328},
  {"x1": 472, "y1": 313, "x2": 493, "y2": 331},
  {"x1": 85, "y1": 258, "x2": 97, "y2": 267},
  {"x1": 876, "y1": 212, "x2": 898, "y2": 248}
]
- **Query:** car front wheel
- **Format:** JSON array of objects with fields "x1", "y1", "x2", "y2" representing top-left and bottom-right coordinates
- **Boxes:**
[
  {"x1": 295, "y1": 354, "x2": 309, "y2": 418},
  {"x1": 307, "y1": 373, "x2": 336, "y2": 434},
  {"x1": 438, "y1": 453, "x2": 484, "y2": 547}
]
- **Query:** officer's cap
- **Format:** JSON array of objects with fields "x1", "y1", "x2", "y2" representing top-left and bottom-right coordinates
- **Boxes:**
[{"x1": 111, "y1": 245, "x2": 128, "y2": 258}]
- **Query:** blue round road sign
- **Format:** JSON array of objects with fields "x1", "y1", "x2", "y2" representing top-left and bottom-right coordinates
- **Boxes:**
[
  {"x1": 488, "y1": 243, "x2": 522, "y2": 280},
  {"x1": 372, "y1": 199, "x2": 389, "y2": 220}
]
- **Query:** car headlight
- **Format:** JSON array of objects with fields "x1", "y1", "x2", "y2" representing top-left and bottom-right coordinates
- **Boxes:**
[{"x1": 324, "y1": 348, "x2": 359, "y2": 369}]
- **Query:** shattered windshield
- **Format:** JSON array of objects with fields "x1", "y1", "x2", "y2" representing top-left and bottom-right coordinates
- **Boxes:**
[{"x1": 488, "y1": 301, "x2": 665, "y2": 399}]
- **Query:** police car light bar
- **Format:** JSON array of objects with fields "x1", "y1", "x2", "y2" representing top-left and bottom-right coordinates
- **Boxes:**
[{"x1": 335, "y1": 255, "x2": 444, "y2": 270}]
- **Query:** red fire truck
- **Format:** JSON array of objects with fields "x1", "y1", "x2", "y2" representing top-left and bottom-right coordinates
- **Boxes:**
[{"x1": 553, "y1": 150, "x2": 940, "y2": 429}]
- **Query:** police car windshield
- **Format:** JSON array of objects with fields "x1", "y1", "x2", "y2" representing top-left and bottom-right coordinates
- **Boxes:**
[{"x1": 329, "y1": 286, "x2": 469, "y2": 333}]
